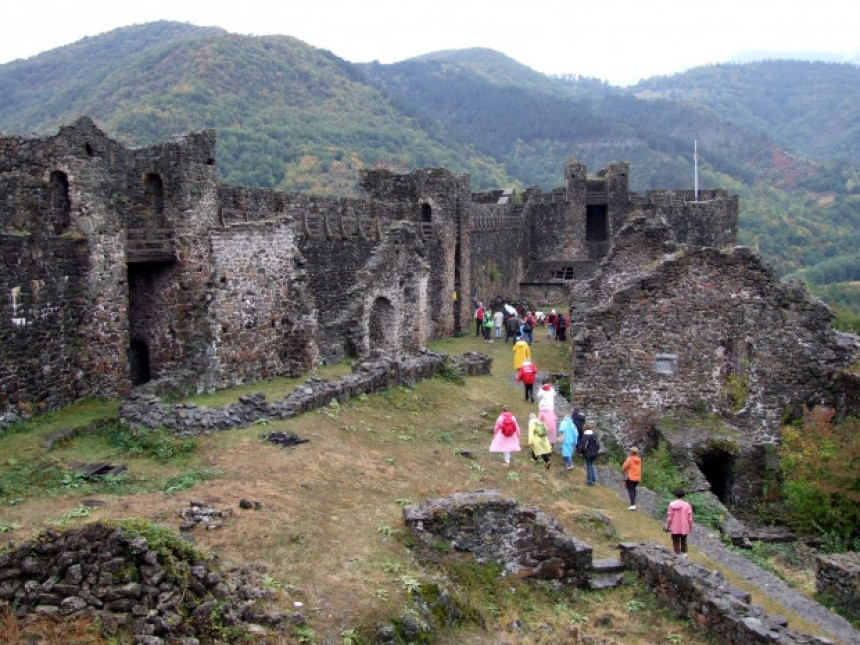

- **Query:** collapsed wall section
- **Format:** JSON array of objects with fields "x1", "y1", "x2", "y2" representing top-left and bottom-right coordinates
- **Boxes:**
[{"x1": 572, "y1": 247, "x2": 855, "y2": 441}]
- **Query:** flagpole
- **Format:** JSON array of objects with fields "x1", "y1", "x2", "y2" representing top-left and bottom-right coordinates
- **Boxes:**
[{"x1": 694, "y1": 139, "x2": 699, "y2": 202}]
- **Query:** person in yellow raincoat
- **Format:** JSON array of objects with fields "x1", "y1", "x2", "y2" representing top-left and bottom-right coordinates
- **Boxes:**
[
  {"x1": 527, "y1": 413, "x2": 552, "y2": 469},
  {"x1": 512, "y1": 334, "x2": 531, "y2": 370}
]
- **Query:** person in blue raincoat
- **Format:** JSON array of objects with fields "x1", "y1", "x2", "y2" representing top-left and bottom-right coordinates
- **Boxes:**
[{"x1": 558, "y1": 412, "x2": 579, "y2": 470}]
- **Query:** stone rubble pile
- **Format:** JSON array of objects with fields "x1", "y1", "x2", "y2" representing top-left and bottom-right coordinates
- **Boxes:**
[
  {"x1": 0, "y1": 522, "x2": 287, "y2": 644},
  {"x1": 403, "y1": 490, "x2": 593, "y2": 587},
  {"x1": 178, "y1": 501, "x2": 233, "y2": 532}
]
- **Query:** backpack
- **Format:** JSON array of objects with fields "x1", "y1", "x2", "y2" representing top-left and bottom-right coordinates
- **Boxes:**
[
  {"x1": 534, "y1": 421, "x2": 547, "y2": 438},
  {"x1": 500, "y1": 414, "x2": 517, "y2": 437}
]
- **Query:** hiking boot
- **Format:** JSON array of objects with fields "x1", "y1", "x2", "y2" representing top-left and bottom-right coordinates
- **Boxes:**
[{"x1": 628, "y1": 505, "x2": 636, "y2": 510}]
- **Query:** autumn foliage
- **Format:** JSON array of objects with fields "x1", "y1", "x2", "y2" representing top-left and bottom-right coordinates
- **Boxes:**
[{"x1": 777, "y1": 407, "x2": 860, "y2": 540}]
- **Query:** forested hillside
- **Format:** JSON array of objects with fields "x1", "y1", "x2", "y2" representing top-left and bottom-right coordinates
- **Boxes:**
[
  {"x1": 0, "y1": 22, "x2": 857, "y2": 322},
  {"x1": 0, "y1": 22, "x2": 514, "y2": 192},
  {"x1": 632, "y1": 61, "x2": 860, "y2": 167}
]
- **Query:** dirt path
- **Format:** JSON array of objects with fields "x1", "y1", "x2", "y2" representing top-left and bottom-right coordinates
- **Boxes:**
[
  {"x1": 508, "y1": 354, "x2": 858, "y2": 644},
  {"x1": 596, "y1": 463, "x2": 860, "y2": 645}
]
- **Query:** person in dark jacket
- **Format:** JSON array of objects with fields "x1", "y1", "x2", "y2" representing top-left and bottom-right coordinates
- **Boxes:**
[
  {"x1": 572, "y1": 407, "x2": 586, "y2": 434},
  {"x1": 577, "y1": 423, "x2": 600, "y2": 485}
]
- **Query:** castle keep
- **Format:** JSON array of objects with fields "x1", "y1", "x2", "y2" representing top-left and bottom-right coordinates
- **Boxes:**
[{"x1": 1, "y1": 115, "x2": 822, "y2": 426}]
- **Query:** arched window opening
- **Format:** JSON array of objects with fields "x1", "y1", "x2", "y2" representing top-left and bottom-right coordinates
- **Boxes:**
[{"x1": 48, "y1": 170, "x2": 71, "y2": 234}]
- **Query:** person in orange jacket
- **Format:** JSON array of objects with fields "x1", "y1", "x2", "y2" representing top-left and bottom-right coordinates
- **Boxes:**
[{"x1": 622, "y1": 446, "x2": 642, "y2": 510}]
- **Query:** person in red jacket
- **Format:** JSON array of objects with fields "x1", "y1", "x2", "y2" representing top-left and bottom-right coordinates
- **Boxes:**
[{"x1": 516, "y1": 359, "x2": 538, "y2": 402}]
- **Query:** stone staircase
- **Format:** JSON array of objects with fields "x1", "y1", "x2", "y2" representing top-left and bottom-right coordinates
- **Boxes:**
[{"x1": 588, "y1": 556, "x2": 626, "y2": 590}]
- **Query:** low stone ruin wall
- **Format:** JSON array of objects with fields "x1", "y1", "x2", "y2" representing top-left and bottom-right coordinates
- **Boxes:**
[
  {"x1": 0, "y1": 522, "x2": 286, "y2": 644},
  {"x1": 816, "y1": 552, "x2": 860, "y2": 620},
  {"x1": 402, "y1": 490, "x2": 594, "y2": 587},
  {"x1": 620, "y1": 542, "x2": 831, "y2": 645},
  {"x1": 121, "y1": 351, "x2": 492, "y2": 435}
]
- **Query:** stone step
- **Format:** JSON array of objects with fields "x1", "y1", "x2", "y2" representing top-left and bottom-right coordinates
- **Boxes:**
[
  {"x1": 591, "y1": 557, "x2": 625, "y2": 574},
  {"x1": 588, "y1": 572, "x2": 626, "y2": 590}
]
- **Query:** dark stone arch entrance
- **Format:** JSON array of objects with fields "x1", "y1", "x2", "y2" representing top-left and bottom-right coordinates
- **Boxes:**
[
  {"x1": 696, "y1": 448, "x2": 735, "y2": 505},
  {"x1": 129, "y1": 338, "x2": 151, "y2": 386},
  {"x1": 369, "y1": 297, "x2": 396, "y2": 350}
]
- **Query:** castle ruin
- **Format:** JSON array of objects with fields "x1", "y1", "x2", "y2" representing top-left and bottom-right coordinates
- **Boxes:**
[{"x1": 1, "y1": 117, "x2": 744, "y2": 418}]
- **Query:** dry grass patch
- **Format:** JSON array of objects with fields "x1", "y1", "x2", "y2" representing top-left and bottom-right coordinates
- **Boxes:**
[{"x1": 0, "y1": 333, "x2": 836, "y2": 643}]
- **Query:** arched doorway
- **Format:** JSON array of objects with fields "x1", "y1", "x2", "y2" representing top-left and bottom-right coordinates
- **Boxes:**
[
  {"x1": 129, "y1": 338, "x2": 152, "y2": 386},
  {"x1": 697, "y1": 448, "x2": 735, "y2": 505}
]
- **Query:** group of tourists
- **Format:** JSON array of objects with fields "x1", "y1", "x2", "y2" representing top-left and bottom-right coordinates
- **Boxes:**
[
  {"x1": 544, "y1": 309, "x2": 569, "y2": 342},
  {"x1": 488, "y1": 399, "x2": 693, "y2": 556},
  {"x1": 478, "y1": 297, "x2": 692, "y2": 556},
  {"x1": 475, "y1": 301, "x2": 569, "y2": 347}
]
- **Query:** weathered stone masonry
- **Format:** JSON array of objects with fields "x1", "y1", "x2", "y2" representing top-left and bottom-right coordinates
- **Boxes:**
[{"x1": 1, "y1": 117, "x2": 741, "y2": 420}]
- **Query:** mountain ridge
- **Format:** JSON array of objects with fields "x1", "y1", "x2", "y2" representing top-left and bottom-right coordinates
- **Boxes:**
[{"x1": 0, "y1": 21, "x2": 857, "y2": 299}]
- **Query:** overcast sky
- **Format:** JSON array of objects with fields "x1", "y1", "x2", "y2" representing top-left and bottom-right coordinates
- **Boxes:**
[{"x1": 2, "y1": 0, "x2": 857, "y2": 86}]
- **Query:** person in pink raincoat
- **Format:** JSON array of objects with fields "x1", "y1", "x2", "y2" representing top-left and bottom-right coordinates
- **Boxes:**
[
  {"x1": 664, "y1": 489, "x2": 694, "y2": 557},
  {"x1": 489, "y1": 405, "x2": 521, "y2": 467}
]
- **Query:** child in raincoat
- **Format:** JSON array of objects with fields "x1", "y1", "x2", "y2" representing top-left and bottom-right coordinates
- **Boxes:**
[
  {"x1": 489, "y1": 405, "x2": 521, "y2": 466},
  {"x1": 512, "y1": 335, "x2": 531, "y2": 370},
  {"x1": 527, "y1": 413, "x2": 552, "y2": 469},
  {"x1": 536, "y1": 380, "x2": 558, "y2": 444},
  {"x1": 558, "y1": 412, "x2": 579, "y2": 469},
  {"x1": 664, "y1": 489, "x2": 694, "y2": 556}
]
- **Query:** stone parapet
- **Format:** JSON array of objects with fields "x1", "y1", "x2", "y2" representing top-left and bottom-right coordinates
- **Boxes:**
[{"x1": 620, "y1": 542, "x2": 832, "y2": 644}]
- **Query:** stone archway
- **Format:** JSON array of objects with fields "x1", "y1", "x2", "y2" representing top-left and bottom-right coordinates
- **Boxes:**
[
  {"x1": 696, "y1": 447, "x2": 736, "y2": 505},
  {"x1": 369, "y1": 297, "x2": 396, "y2": 351}
]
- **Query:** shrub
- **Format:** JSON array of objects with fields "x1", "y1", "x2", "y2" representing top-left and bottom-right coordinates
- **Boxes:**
[{"x1": 777, "y1": 407, "x2": 860, "y2": 539}]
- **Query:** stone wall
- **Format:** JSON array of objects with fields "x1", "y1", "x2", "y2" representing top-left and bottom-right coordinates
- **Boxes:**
[
  {"x1": 207, "y1": 222, "x2": 318, "y2": 387},
  {"x1": 572, "y1": 246, "x2": 858, "y2": 442},
  {"x1": 816, "y1": 552, "x2": 860, "y2": 620},
  {"x1": 120, "y1": 351, "x2": 492, "y2": 434},
  {"x1": 832, "y1": 370, "x2": 860, "y2": 420},
  {"x1": 620, "y1": 542, "x2": 831, "y2": 645},
  {"x1": 0, "y1": 236, "x2": 90, "y2": 415},
  {"x1": 0, "y1": 522, "x2": 286, "y2": 644},
  {"x1": 403, "y1": 490, "x2": 594, "y2": 588},
  {"x1": 1, "y1": 117, "x2": 746, "y2": 422},
  {"x1": 469, "y1": 203, "x2": 529, "y2": 303}
]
